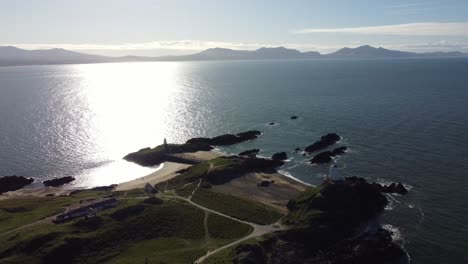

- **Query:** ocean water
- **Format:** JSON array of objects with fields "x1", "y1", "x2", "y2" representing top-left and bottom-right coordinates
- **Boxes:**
[{"x1": 1, "y1": 59, "x2": 467, "y2": 263}]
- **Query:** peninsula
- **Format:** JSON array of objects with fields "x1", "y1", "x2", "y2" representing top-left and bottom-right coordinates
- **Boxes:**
[{"x1": 0, "y1": 131, "x2": 408, "y2": 264}]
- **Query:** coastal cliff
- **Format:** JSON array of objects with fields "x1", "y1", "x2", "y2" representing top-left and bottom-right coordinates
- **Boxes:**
[{"x1": 217, "y1": 177, "x2": 407, "y2": 264}]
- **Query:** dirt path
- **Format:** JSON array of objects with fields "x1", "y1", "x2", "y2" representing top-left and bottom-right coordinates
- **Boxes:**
[{"x1": 160, "y1": 192, "x2": 285, "y2": 264}]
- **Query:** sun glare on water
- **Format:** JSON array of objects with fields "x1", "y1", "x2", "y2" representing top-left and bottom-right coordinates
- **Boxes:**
[{"x1": 69, "y1": 62, "x2": 184, "y2": 187}]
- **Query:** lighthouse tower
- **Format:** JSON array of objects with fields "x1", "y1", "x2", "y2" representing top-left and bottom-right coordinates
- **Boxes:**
[{"x1": 329, "y1": 165, "x2": 342, "y2": 182}]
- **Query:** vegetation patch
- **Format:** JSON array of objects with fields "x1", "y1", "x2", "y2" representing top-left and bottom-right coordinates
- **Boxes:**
[
  {"x1": 174, "y1": 183, "x2": 198, "y2": 198},
  {"x1": 207, "y1": 213, "x2": 253, "y2": 239},
  {"x1": 0, "y1": 201, "x2": 207, "y2": 264},
  {"x1": 192, "y1": 188, "x2": 283, "y2": 225},
  {"x1": 0, "y1": 197, "x2": 73, "y2": 234}
]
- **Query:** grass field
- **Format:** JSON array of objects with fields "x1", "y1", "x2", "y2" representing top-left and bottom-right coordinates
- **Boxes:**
[
  {"x1": 0, "y1": 197, "x2": 72, "y2": 234},
  {"x1": 192, "y1": 188, "x2": 283, "y2": 225},
  {"x1": 0, "y1": 190, "x2": 259, "y2": 264}
]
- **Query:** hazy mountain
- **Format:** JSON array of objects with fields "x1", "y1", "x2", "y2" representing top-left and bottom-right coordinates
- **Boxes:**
[
  {"x1": 0, "y1": 45, "x2": 466, "y2": 67},
  {"x1": 325, "y1": 45, "x2": 415, "y2": 58},
  {"x1": 0, "y1": 46, "x2": 112, "y2": 66}
]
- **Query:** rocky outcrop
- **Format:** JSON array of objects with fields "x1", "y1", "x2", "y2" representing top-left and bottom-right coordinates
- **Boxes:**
[
  {"x1": 186, "y1": 131, "x2": 261, "y2": 146},
  {"x1": 304, "y1": 133, "x2": 341, "y2": 153},
  {"x1": 332, "y1": 146, "x2": 347, "y2": 155},
  {"x1": 268, "y1": 122, "x2": 276, "y2": 126},
  {"x1": 310, "y1": 151, "x2": 334, "y2": 164},
  {"x1": 238, "y1": 149, "x2": 260, "y2": 157},
  {"x1": 290, "y1": 116, "x2": 299, "y2": 120},
  {"x1": 272, "y1": 152, "x2": 288, "y2": 161},
  {"x1": 374, "y1": 182, "x2": 408, "y2": 195},
  {"x1": 310, "y1": 146, "x2": 347, "y2": 164},
  {"x1": 43, "y1": 176, "x2": 75, "y2": 187},
  {"x1": 124, "y1": 142, "x2": 212, "y2": 166},
  {"x1": 258, "y1": 180, "x2": 273, "y2": 187},
  {"x1": 234, "y1": 177, "x2": 407, "y2": 264},
  {"x1": 0, "y1": 175, "x2": 35, "y2": 194}
]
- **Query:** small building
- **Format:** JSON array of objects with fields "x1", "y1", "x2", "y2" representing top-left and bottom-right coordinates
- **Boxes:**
[
  {"x1": 144, "y1": 183, "x2": 158, "y2": 194},
  {"x1": 54, "y1": 198, "x2": 118, "y2": 223}
]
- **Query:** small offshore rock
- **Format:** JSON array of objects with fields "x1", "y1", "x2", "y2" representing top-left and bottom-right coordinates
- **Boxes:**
[
  {"x1": 238, "y1": 149, "x2": 260, "y2": 157},
  {"x1": 0, "y1": 175, "x2": 35, "y2": 194},
  {"x1": 43, "y1": 176, "x2": 75, "y2": 187},
  {"x1": 272, "y1": 152, "x2": 288, "y2": 161}
]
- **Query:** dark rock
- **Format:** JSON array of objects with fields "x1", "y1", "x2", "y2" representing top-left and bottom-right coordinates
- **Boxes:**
[
  {"x1": 332, "y1": 146, "x2": 347, "y2": 155},
  {"x1": 124, "y1": 142, "x2": 212, "y2": 166},
  {"x1": 0, "y1": 175, "x2": 35, "y2": 194},
  {"x1": 243, "y1": 177, "x2": 406, "y2": 264},
  {"x1": 258, "y1": 180, "x2": 272, "y2": 187},
  {"x1": 310, "y1": 146, "x2": 347, "y2": 164},
  {"x1": 377, "y1": 182, "x2": 408, "y2": 195},
  {"x1": 304, "y1": 133, "x2": 341, "y2": 153},
  {"x1": 268, "y1": 122, "x2": 276, "y2": 126},
  {"x1": 238, "y1": 149, "x2": 260, "y2": 157},
  {"x1": 43, "y1": 176, "x2": 75, "y2": 187},
  {"x1": 290, "y1": 116, "x2": 299, "y2": 120},
  {"x1": 186, "y1": 131, "x2": 261, "y2": 146},
  {"x1": 272, "y1": 152, "x2": 288, "y2": 161},
  {"x1": 310, "y1": 151, "x2": 334, "y2": 164},
  {"x1": 294, "y1": 147, "x2": 301, "y2": 152}
]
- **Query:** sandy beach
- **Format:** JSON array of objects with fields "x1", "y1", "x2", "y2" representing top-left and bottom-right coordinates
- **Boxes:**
[
  {"x1": 115, "y1": 150, "x2": 223, "y2": 191},
  {"x1": 115, "y1": 162, "x2": 190, "y2": 191}
]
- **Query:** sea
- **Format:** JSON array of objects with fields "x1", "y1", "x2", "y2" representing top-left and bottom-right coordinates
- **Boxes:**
[{"x1": 1, "y1": 58, "x2": 467, "y2": 263}]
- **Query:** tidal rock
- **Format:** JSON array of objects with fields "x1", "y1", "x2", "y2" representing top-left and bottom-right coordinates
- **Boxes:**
[
  {"x1": 310, "y1": 151, "x2": 334, "y2": 164},
  {"x1": 0, "y1": 175, "x2": 35, "y2": 194},
  {"x1": 294, "y1": 147, "x2": 301, "y2": 152},
  {"x1": 43, "y1": 176, "x2": 75, "y2": 187},
  {"x1": 238, "y1": 149, "x2": 260, "y2": 157},
  {"x1": 377, "y1": 182, "x2": 408, "y2": 195},
  {"x1": 304, "y1": 133, "x2": 341, "y2": 153},
  {"x1": 310, "y1": 146, "x2": 347, "y2": 164},
  {"x1": 268, "y1": 122, "x2": 276, "y2": 126},
  {"x1": 290, "y1": 116, "x2": 299, "y2": 120},
  {"x1": 332, "y1": 146, "x2": 347, "y2": 155},
  {"x1": 272, "y1": 152, "x2": 288, "y2": 161}
]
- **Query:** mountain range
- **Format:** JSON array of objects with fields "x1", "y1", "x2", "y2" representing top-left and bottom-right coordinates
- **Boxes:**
[{"x1": 0, "y1": 45, "x2": 466, "y2": 67}]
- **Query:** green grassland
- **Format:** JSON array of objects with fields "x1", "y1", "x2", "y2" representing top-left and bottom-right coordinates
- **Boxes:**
[
  {"x1": 192, "y1": 188, "x2": 283, "y2": 225},
  {"x1": 0, "y1": 187, "x2": 255, "y2": 264}
]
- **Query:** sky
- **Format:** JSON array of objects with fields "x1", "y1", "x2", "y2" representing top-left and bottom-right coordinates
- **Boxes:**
[{"x1": 1, "y1": 0, "x2": 468, "y2": 56}]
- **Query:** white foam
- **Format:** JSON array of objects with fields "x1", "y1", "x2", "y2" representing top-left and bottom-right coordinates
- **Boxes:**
[
  {"x1": 278, "y1": 170, "x2": 314, "y2": 186},
  {"x1": 382, "y1": 224, "x2": 403, "y2": 242}
]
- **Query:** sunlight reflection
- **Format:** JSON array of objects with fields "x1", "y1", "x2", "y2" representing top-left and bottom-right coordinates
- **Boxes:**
[{"x1": 71, "y1": 62, "x2": 183, "y2": 186}]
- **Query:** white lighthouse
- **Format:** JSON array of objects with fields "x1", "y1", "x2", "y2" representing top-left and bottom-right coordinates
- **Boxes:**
[{"x1": 329, "y1": 165, "x2": 342, "y2": 182}]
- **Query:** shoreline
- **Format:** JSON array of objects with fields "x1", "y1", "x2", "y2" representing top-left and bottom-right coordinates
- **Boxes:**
[{"x1": 0, "y1": 149, "x2": 311, "y2": 198}]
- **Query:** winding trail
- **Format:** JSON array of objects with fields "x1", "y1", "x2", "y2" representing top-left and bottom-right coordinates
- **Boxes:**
[{"x1": 163, "y1": 179, "x2": 286, "y2": 264}]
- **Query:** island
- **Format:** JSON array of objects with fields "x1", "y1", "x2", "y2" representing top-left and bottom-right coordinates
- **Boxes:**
[{"x1": 0, "y1": 132, "x2": 408, "y2": 264}]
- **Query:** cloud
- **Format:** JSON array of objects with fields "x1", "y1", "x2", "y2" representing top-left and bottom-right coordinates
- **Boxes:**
[{"x1": 292, "y1": 22, "x2": 468, "y2": 36}]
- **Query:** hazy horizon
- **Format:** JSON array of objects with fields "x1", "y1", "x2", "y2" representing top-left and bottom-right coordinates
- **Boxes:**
[{"x1": 2, "y1": 0, "x2": 468, "y2": 56}]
